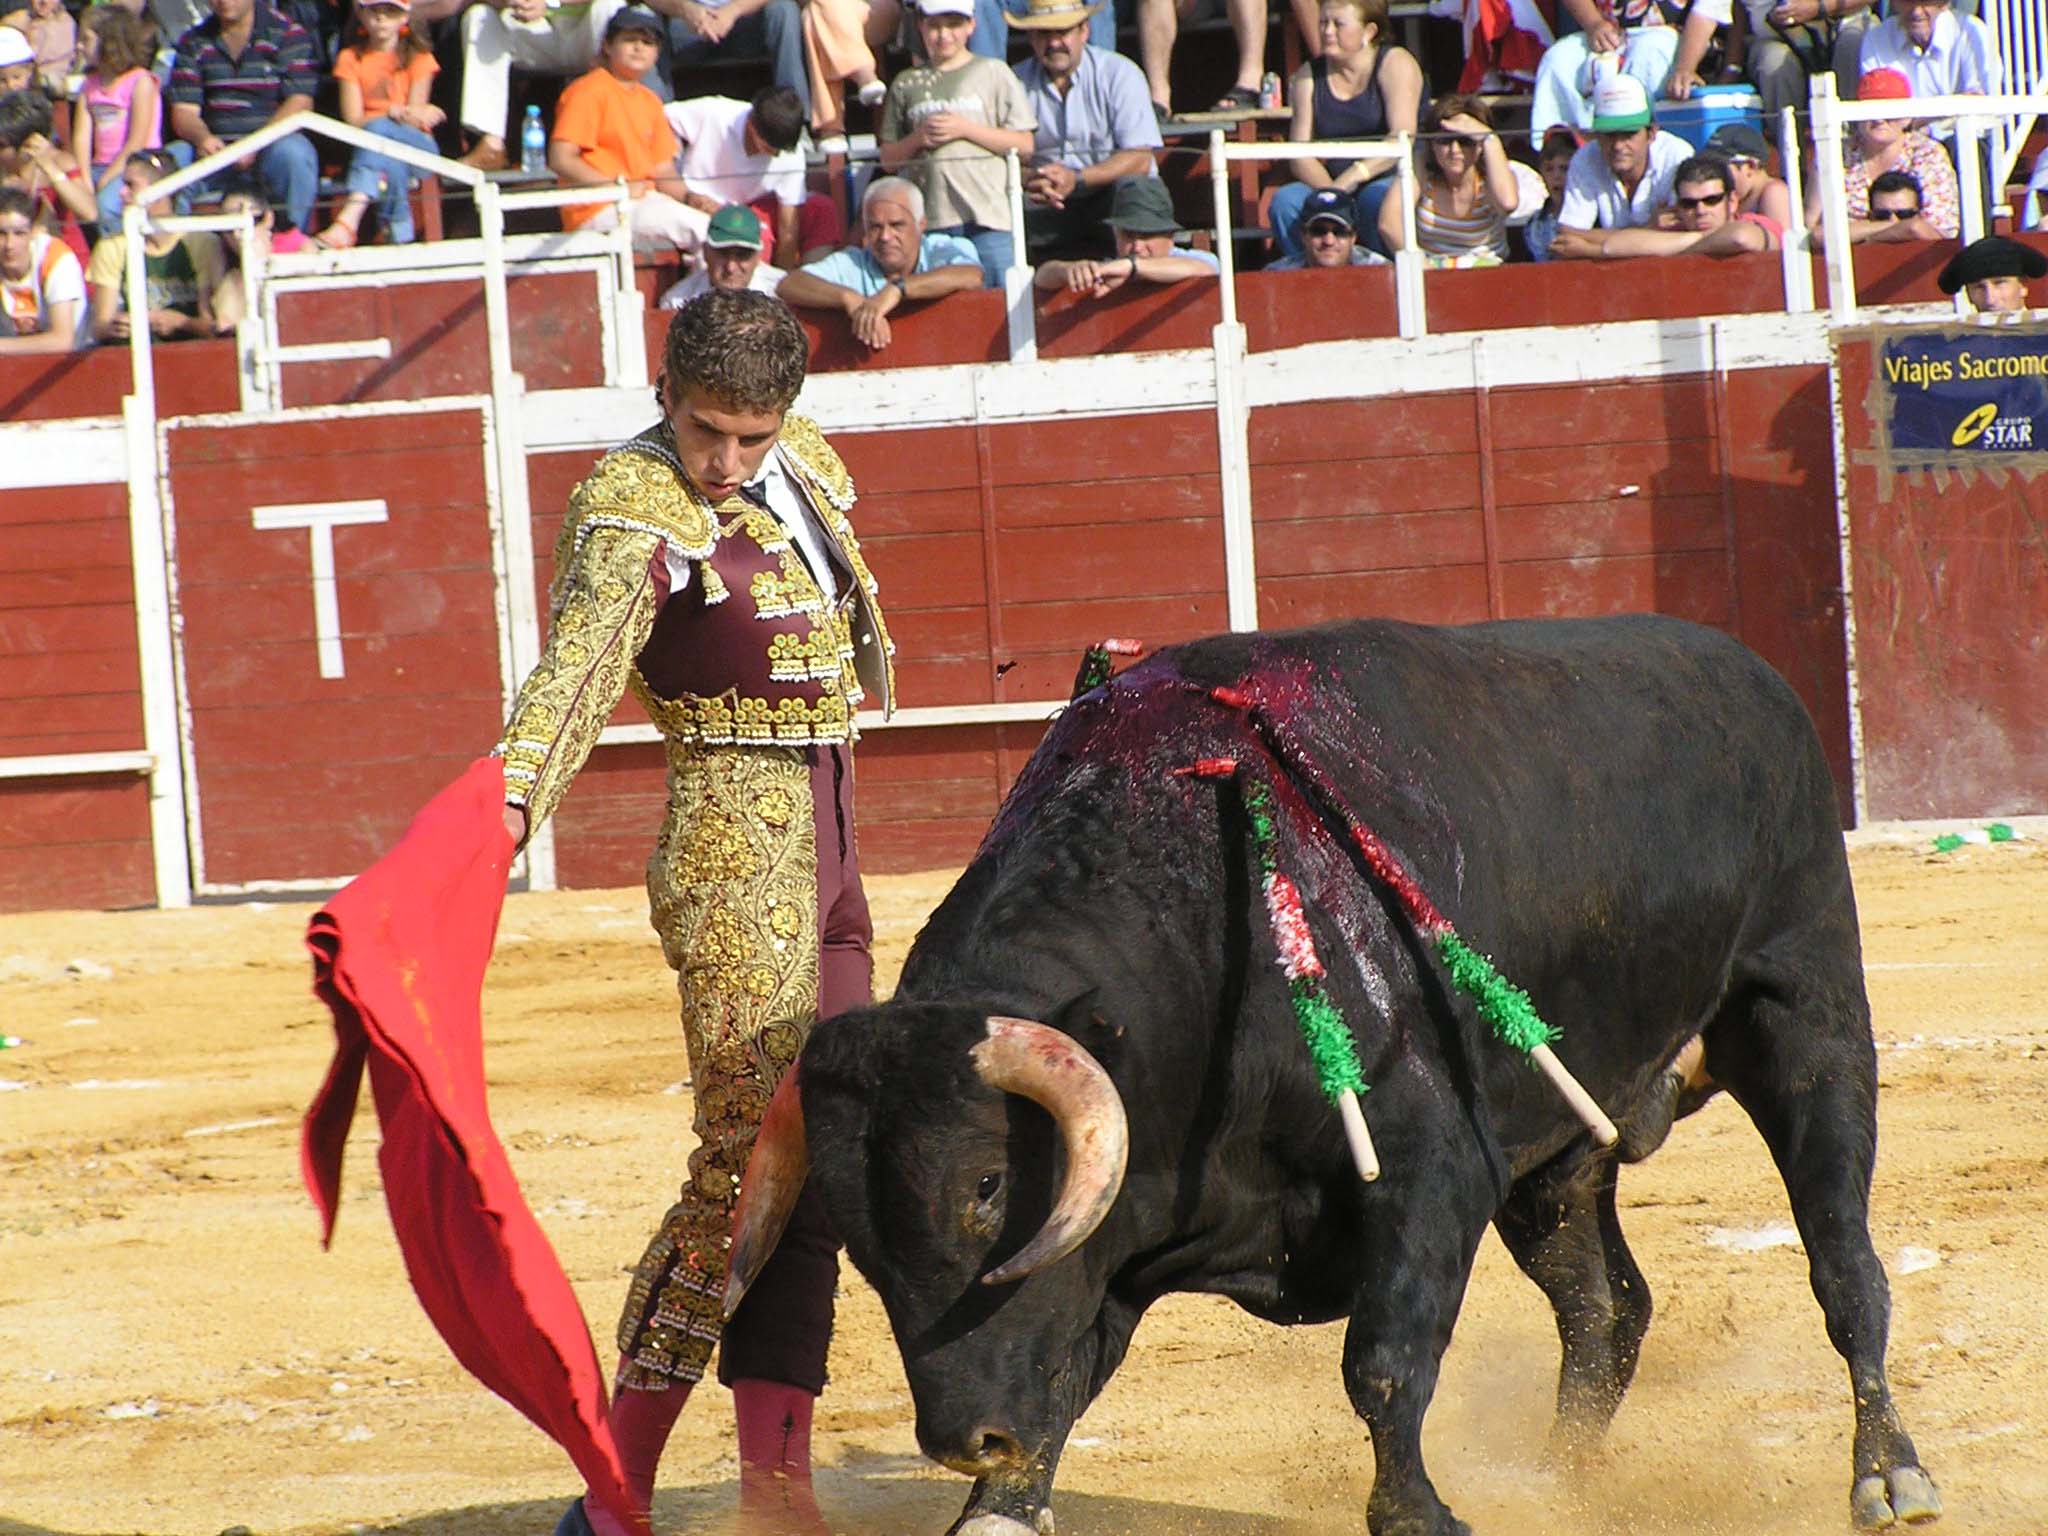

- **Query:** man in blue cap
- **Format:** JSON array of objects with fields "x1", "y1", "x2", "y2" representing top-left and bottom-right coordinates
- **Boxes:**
[{"x1": 1267, "y1": 186, "x2": 1386, "y2": 270}]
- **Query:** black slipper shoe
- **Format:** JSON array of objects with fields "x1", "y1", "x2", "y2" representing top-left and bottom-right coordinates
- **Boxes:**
[{"x1": 552, "y1": 1498, "x2": 596, "y2": 1536}]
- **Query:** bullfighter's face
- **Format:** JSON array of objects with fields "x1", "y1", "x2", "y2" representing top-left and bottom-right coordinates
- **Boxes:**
[
  {"x1": 1967, "y1": 275, "x2": 2028, "y2": 313},
  {"x1": 662, "y1": 380, "x2": 785, "y2": 502}
]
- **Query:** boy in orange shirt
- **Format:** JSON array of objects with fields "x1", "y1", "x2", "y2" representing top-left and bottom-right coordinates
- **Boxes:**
[{"x1": 550, "y1": 4, "x2": 705, "y2": 251}]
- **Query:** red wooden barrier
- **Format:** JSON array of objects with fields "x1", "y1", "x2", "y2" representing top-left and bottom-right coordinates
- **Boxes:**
[{"x1": 163, "y1": 405, "x2": 506, "y2": 888}]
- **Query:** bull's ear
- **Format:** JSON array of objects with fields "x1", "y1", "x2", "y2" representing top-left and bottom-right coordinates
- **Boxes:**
[{"x1": 1049, "y1": 987, "x2": 1121, "y2": 1056}]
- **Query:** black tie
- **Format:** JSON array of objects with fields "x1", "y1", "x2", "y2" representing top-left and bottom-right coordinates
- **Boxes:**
[{"x1": 736, "y1": 480, "x2": 771, "y2": 510}]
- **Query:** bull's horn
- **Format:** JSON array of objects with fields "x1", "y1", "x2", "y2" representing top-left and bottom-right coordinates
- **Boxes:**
[
  {"x1": 722, "y1": 1066, "x2": 808, "y2": 1320},
  {"x1": 975, "y1": 1016, "x2": 1129, "y2": 1286}
]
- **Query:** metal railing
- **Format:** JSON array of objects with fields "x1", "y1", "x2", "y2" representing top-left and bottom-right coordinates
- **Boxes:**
[
  {"x1": 1983, "y1": 0, "x2": 2045, "y2": 202},
  {"x1": 1807, "y1": 77, "x2": 2048, "y2": 321}
]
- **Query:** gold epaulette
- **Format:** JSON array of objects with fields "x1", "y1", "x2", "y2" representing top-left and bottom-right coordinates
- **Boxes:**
[
  {"x1": 549, "y1": 446, "x2": 719, "y2": 612},
  {"x1": 776, "y1": 414, "x2": 857, "y2": 513}
]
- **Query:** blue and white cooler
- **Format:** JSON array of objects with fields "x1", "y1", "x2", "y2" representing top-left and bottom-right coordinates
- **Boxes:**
[{"x1": 1653, "y1": 83, "x2": 1764, "y2": 152}]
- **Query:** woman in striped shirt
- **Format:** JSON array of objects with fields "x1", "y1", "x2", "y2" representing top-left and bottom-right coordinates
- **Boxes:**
[{"x1": 1378, "y1": 93, "x2": 1517, "y2": 264}]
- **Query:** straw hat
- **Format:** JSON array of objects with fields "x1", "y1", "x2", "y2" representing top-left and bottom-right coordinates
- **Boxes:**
[{"x1": 1008, "y1": 0, "x2": 1105, "y2": 31}]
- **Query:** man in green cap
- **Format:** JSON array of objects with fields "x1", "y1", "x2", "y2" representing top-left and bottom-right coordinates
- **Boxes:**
[
  {"x1": 658, "y1": 204, "x2": 787, "y2": 308},
  {"x1": 1938, "y1": 235, "x2": 2046, "y2": 314},
  {"x1": 1033, "y1": 173, "x2": 1219, "y2": 298}
]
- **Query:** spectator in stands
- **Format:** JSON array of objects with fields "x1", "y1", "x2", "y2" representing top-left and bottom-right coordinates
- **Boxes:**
[
  {"x1": 778, "y1": 173, "x2": 982, "y2": 348},
  {"x1": 74, "y1": 7, "x2": 162, "y2": 234},
  {"x1": 3, "y1": 0, "x2": 75, "y2": 94},
  {"x1": 411, "y1": 0, "x2": 652, "y2": 172},
  {"x1": 208, "y1": 187, "x2": 303, "y2": 328},
  {"x1": 547, "y1": 5, "x2": 704, "y2": 249},
  {"x1": 972, "y1": 0, "x2": 1111, "y2": 66},
  {"x1": 660, "y1": 0, "x2": 810, "y2": 124},
  {"x1": 1549, "y1": 151, "x2": 1776, "y2": 255},
  {"x1": 799, "y1": 0, "x2": 887, "y2": 136},
  {"x1": 85, "y1": 146, "x2": 226, "y2": 335},
  {"x1": 1379, "y1": 93, "x2": 1516, "y2": 263},
  {"x1": 657, "y1": 202, "x2": 783, "y2": 304},
  {"x1": 1522, "y1": 123, "x2": 1576, "y2": 260},
  {"x1": 1864, "y1": 166, "x2": 1930, "y2": 225},
  {"x1": 1858, "y1": 0, "x2": 1998, "y2": 104},
  {"x1": 0, "y1": 85, "x2": 98, "y2": 244},
  {"x1": 167, "y1": 0, "x2": 318, "y2": 230},
  {"x1": 879, "y1": 0, "x2": 1034, "y2": 286},
  {"x1": 1270, "y1": 0, "x2": 1424, "y2": 264},
  {"x1": 1938, "y1": 233, "x2": 2044, "y2": 313},
  {"x1": 1137, "y1": 0, "x2": 1270, "y2": 117},
  {"x1": 0, "y1": 24, "x2": 33, "y2": 92},
  {"x1": 1804, "y1": 66, "x2": 1958, "y2": 243},
  {"x1": 665, "y1": 87, "x2": 837, "y2": 268},
  {"x1": 314, "y1": 0, "x2": 440, "y2": 248},
  {"x1": 1740, "y1": 0, "x2": 1876, "y2": 125},
  {"x1": 1267, "y1": 183, "x2": 1385, "y2": 266},
  {"x1": 1703, "y1": 120, "x2": 1791, "y2": 230},
  {"x1": 1034, "y1": 172, "x2": 1218, "y2": 294},
  {"x1": 1530, "y1": 0, "x2": 1732, "y2": 143},
  {"x1": 1550, "y1": 74, "x2": 1692, "y2": 249},
  {"x1": 0, "y1": 181, "x2": 87, "y2": 347},
  {"x1": 1012, "y1": 0, "x2": 1162, "y2": 263}
]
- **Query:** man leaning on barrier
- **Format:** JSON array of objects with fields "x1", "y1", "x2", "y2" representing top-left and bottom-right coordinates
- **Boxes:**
[{"x1": 777, "y1": 174, "x2": 983, "y2": 352}]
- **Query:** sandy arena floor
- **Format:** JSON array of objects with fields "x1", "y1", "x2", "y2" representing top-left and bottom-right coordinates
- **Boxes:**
[{"x1": 1, "y1": 841, "x2": 2045, "y2": 1536}]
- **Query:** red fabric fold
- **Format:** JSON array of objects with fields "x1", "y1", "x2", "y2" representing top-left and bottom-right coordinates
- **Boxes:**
[{"x1": 300, "y1": 757, "x2": 641, "y2": 1534}]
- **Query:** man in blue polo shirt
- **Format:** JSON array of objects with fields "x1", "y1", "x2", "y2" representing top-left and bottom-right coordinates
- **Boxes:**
[
  {"x1": 776, "y1": 175, "x2": 983, "y2": 352},
  {"x1": 168, "y1": 0, "x2": 319, "y2": 230},
  {"x1": 1011, "y1": 0, "x2": 1161, "y2": 263}
]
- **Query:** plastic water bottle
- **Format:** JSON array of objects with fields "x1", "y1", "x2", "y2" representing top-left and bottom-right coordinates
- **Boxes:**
[{"x1": 520, "y1": 105, "x2": 546, "y2": 175}]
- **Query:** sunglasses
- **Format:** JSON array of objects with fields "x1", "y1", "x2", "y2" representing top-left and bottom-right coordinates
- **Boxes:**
[
  {"x1": 1674, "y1": 190, "x2": 1727, "y2": 211},
  {"x1": 1436, "y1": 136, "x2": 1483, "y2": 152},
  {"x1": 1306, "y1": 219, "x2": 1351, "y2": 236},
  {"x1": 1868, "y1": 204, "x2": 1919, "y2": 220}
]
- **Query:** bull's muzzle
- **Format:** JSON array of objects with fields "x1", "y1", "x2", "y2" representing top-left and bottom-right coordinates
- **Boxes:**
[{"x1": 722, "y1": 1016, "x2": 1130, "y2": 1317}]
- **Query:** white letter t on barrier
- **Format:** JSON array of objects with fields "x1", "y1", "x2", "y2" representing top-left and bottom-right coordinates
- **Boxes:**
[{"x1": 251, "y1": 499, "x2": 391, "y2": 679}]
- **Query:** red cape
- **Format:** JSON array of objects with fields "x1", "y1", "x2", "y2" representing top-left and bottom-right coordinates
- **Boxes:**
[{"x1": 301, "y1": 757, "x2": 640, "y2": 1533}]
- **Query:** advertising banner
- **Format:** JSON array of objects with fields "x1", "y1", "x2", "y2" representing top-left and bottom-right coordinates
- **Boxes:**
[{"x1": 1878, "y1": 325, "x2": 2048, "y2": 465}]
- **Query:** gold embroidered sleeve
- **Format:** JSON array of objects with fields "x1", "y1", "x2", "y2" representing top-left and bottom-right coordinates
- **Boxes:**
[{"x1": 495, "y1": 524, "x2": 662, "y2": 833}]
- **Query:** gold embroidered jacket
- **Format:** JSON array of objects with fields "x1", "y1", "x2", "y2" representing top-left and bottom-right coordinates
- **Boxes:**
[{"x1": 495, "y1": 414, "x2": 895, "y2": 829}]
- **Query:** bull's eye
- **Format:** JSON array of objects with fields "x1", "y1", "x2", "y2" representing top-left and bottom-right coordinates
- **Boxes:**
[{"x1": 975, "y1": 1172, "x2": 1002, "y2": 1204}]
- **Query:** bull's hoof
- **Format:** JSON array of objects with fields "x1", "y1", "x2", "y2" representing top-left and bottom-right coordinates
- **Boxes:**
[
  {"x1": 954, "y1": 1515, "x2": 1051, "y2": 1536},
  {"x1": 1852, "y1": 1467, "x2": 1943, "y2": 1528}
]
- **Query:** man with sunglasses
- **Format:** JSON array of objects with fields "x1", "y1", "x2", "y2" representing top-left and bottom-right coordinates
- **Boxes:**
[
  {"x1": 1266, "y1": 185, "x2": 1386, "y2": 269},
  {"x1": 1550, "y1": 154, "x2": 1776, "y2": 259}
]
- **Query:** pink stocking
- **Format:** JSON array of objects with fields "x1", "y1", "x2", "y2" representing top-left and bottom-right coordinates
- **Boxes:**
[
  {"x1": 583, "y1": 1371, "x2": 692, "y2": 1536},
  {"x1": 732, "y1": 1378, "x2": 826, "y2": 1530}
]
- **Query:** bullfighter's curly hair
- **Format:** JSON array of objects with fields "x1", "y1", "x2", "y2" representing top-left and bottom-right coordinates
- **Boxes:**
[{"x1": 659, "y1": 289, "x2": 810, "y2": 416}]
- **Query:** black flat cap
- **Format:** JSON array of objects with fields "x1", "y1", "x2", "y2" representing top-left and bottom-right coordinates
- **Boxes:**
[{"x1": 1937, "y1": 235, "x2": 2048, "y2": 295}]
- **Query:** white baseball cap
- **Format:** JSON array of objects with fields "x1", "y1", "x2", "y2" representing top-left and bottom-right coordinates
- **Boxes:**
[
  {"x1": 0, "y1": 26, "x2": 36, "y2": 70},
  {"x1": 1590, "y1": 74, "x2": 1653, "y2": 133},
  {"x1": 918, "y1": 0, "x2": 975, "y2": 16}
]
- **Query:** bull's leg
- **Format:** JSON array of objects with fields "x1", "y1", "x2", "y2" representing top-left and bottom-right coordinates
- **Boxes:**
[
  {"x1": 1707, "y1": 968, "x2": 1942, "y2": 1529},
  {"x1": 1494, "y1": 1155, "x2": 1651, "y2": 1454},
  {"x1": 1343, "y1": 1173, "x2": 1493, "y2": 1536}
]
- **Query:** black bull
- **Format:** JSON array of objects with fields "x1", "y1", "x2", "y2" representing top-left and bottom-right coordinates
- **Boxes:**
[{"x1": 727, "y1": 615, "x2": 1941, "y2": 1536}]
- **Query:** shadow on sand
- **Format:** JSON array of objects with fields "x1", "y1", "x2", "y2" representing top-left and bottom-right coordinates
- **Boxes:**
[{"x1": 0, "y1": 1472, "x2": 1325, "y2": 1536}]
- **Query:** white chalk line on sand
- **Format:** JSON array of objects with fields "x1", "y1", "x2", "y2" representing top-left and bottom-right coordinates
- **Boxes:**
[
  {"x1": 183, "y1": 1116, "x2": 285, "y2": 1138},
  {"x1": 1866, "y1": 959, "x2": 2034, "y2": 971}
]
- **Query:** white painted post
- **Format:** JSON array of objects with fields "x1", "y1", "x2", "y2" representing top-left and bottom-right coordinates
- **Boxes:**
[
  {"x1": 123, "y1": 395, "x2": 192, "y2": 908},
  {"x1": 1210, "y1": 129, "x2": 1238, "y2": 332},
  {"x1": 1004, "y1": 148, "x2": 1037, "y2": 363},
  {"x1": 1811, "y1": 75, "x2": 1857, "y2": 323},
  {"x1": 1212, "y1": 319, "x2": 1257, "y2": 631},
  {"x1": 1394, "y1": 133, "x2": 1425, "y2": 340},
  {"x1": 1778, "y1": 106, "x2": 1815, "y2": 315},
  {"x1": 479, "y1": 178, "x2": 555, "y2": 891}
]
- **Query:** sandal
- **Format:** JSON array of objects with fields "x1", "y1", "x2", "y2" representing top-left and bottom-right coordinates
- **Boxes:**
[
  {"x1": 313, "y1": 222, "x2": 356, "y2": 251},
  {"x1": 1210, "y1": 84, "x2": 1261, "y2": 113}
]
